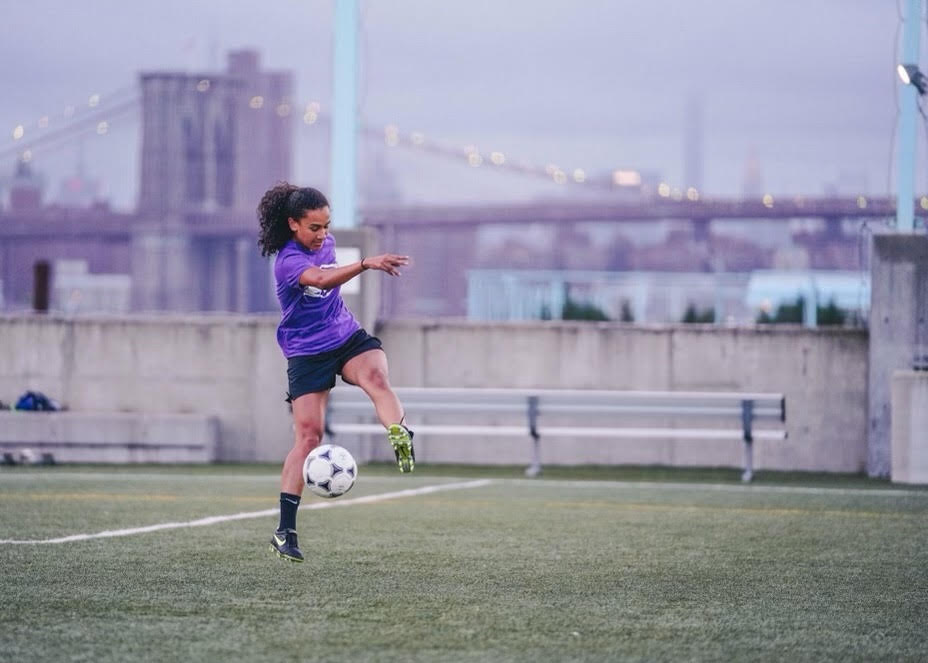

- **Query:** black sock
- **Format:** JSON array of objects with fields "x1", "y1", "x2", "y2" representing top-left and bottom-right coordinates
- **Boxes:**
[{"x1": 278, "y1": 492, "x2": 301, "y2": 532}]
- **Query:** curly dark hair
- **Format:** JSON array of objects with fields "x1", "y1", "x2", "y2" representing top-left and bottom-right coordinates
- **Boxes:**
[{"x1": 256, "y1": 182, "x2": 330, "y2": 256}]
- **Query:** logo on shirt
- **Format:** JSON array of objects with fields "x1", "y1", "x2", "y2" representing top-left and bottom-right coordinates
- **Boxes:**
[{"x1": 302, "y1": 262, "x2": 338, "y2": 299}]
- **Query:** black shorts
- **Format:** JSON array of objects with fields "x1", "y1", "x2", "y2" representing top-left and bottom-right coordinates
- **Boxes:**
[{"x1": 286, "y1": 329, "x2": 383, "y2": 402}]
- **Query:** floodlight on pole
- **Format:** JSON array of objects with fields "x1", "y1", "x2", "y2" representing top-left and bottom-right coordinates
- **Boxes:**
[
  {"x1": 895, "y1": 0, "x2": 923, "y2": 233},
  {"x1": 897, "y1": 63, "x2": 927, "y2": 95}
]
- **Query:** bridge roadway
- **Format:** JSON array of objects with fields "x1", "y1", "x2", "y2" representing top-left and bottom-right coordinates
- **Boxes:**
[
  {"x1": 361, "y1": 196, "x2": 901, "y2": 227},
  {"x1": 0, "y1": 196, "x2": 905, "y2": 240}
]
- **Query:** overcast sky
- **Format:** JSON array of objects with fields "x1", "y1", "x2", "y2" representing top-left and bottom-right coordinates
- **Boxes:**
[{"x1": 0, "y1": 1, "x2": 910, "y2": 209}]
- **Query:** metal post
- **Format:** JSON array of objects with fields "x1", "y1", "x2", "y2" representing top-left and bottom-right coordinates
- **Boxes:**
[
  {"x1": 331, "y1": 0, "x2": 359, "y2": 228},
  {"x1": 525, "y1": 396, "x2": 542, "y2": 477},
  {"x1": 740, "y1": 399, "x2": 754, "y2": 482},
  {"x1": 896, "y1": 0, "x2": 922, "y2": 232},
  {"x1": 802, "y1": 283, "x2": 817, "y2": 328}
]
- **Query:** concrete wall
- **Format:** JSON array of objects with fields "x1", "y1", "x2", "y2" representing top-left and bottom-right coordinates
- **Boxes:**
[
  {"x1": 0, "y1": 315, "x2": 869, "y2": 472},
  {"x1": 868, "y1": 234, "x2": 928, "y2": 477},
  {"x1": 891, "y1": 370, "x2": 928, "y2": 484},
  {"x1": 0, "y1": 314, "x2": 293, "y2": 463},
  {"x1": 376, "y1": 320, "x2": 869, "y2": 472}
]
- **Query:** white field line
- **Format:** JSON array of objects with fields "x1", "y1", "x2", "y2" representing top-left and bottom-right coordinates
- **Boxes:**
[
  {"x1": 502, "y1": 478, "x2": 928, "y2": 498},
  {"x1": 0, "y1": 472, "x2": 405, "y2": 483},
  {"x1": 0, "y1": 479, "x2": 492, "y2": 545}
]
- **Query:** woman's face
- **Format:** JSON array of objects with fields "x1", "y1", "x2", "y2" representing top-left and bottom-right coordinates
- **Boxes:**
[{"x1": 288, "y1": 206, "x2": 331, "y2": 251}]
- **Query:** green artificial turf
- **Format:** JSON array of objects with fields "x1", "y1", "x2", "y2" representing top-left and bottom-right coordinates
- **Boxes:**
[{"x1": 1, "y1": 465, "x2": 926, "y2": 662}]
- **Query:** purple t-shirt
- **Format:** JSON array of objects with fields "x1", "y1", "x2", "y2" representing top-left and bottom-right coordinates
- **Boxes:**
[{"x1": 274, "y1": 236, "x2": 361, "y2": 357}]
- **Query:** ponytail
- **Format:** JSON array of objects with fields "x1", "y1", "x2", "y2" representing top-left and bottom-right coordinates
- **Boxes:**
[{"x1": 256, "y1": 182, "x2": 329, "y2": 256}]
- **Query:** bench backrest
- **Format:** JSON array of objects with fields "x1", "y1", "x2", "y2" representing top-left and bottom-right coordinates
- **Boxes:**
[{"x1": 328, "y1": 386, "x2": 785, "y2": 422}]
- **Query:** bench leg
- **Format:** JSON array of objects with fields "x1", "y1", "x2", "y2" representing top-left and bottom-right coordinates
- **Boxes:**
[
  {"x1": 525, "y1": 395, "x2": 542, "y2": 477},
  {"x1": 741, "y1": 399, "x2": 754, "y2": 482},
  {"x1": 525, "y1": 435, "x2": 542, "y2": 477},
  {"x1": 741, "y1": 439, "x2": 754, "y2": 482}
]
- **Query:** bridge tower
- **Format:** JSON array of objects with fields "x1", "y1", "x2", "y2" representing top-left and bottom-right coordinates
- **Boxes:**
[{"x1": 134, "y1": 50, "x2": 293, "y2": 313}]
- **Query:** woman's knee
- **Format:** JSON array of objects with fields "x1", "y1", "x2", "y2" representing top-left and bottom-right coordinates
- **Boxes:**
[
  {"x1": 293, "y1": 421, "x2": 324, "y2": 452},
  {"x1": 360, "y1": 366, "x2": 391, "y2": 392}
]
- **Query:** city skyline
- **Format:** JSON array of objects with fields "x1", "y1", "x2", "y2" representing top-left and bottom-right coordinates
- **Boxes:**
[{"x1": 0, "y1": 1, "x2": 909, "y2": 210}]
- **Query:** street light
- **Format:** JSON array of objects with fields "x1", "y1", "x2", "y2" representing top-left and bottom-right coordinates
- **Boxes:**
[{"x1": 897, "y1": 63, "x2": 927, "y2": 95}]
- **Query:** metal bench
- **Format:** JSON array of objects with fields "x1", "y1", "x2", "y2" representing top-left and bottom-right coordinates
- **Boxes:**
[{"x1": 325, "y1": 387, "x2": 787, "y2": 481}]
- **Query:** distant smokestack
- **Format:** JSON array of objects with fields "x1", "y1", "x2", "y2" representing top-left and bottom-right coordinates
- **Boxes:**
[
  {"x1": 684, "y1": 93, "x2": 703, "y2": 192},
  {"x1": 742, "y1": 147, "x2": 764, "y2": 198}
]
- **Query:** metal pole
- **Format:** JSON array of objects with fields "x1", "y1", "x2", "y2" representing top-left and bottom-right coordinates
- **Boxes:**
[
  {"x1": 331, "y1": 0, "x2": 360, "y2": 228},
  {"x1": 525, "y1": 396, "x2": 542, "y2": 477},
  {"x1": 740, "y1": 399, "x2": 754, "y2": 482},
  {"x1": 896, "y1": 0, "x2": 922, "y2": 232}
]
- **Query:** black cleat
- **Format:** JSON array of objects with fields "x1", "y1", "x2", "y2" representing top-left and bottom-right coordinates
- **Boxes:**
[{"x1": 270, "y1": 528, "x2": 304, "y2": 562}]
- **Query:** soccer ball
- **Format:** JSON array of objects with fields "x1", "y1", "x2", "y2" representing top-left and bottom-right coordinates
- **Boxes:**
[{"x1": 303, "y1": 444, "x2": 358, "y2": 498}]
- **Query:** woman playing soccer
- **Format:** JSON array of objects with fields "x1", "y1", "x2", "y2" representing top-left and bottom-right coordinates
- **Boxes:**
[{"x1": 257, "y1": 182, "x2": 415, "y2": 563}]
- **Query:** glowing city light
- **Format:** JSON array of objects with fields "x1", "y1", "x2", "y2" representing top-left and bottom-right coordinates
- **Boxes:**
[
  {"x1": 573, "y1": 168, "x2": 586, "y2": 183},
  {"x1": 686, "y1": 187, "x2": 699, "y2": 201},
  {"x1": 384, "y1": 125, "x2": 400, "y2": 147},
  {"x1": 12, "y1": 125, "x2": 24, "y2": 140},
  {"x1": 96, "y1": 121, "x2": 109, "y2": 135},
  {"x1": 657, "y1": 182, "x2": 671, "y2": 197},
  {"x1": 88, "y1": 94, "x2": 100, "y2": 108},
  {"x1": 303, "y1": 111, "x2": 318, "y2": 124},
  {"x1": 762, "y1": 194, "x2": 774, "y2": 208},
  {"x1": 553, "y1": 169, "x2": 567, "y2": 184},
  {"x1": 856, "y1": 196, "x2": 867, "y2": 209},
  {"x1": 468, "y1": 152, "x2": 483, "y2": 167},
  {"x1": 196, "y1": 79, "x2": 211, "y2": 92},
  {"x1": 920, "y1": 196, "x2": 928, "y2": 210},
  {"x1": 613, "y1": 170, "x2": 642, "y2": 187},
  {"x1": 490, "y1": 151, "x2": 505, "y2": 165},
  {"x1": 21, "y1": 149, "x2": 32, "y2": 163},
  {"x1": 276, "y1": 103, "x2": 291, "y2": 117},
  {"x1": 249, "y1": 95, "x2": 264, "y2": 109}
]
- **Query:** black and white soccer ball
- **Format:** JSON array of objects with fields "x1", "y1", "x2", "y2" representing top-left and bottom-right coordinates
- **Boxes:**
[{"x1": 303, "y1": 444, "x2": 358, "y2": 498}]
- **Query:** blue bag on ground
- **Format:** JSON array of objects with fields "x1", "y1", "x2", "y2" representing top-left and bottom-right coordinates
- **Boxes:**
[{"x1": 14, "y1": 391, "x2": 60, "y2": 411}]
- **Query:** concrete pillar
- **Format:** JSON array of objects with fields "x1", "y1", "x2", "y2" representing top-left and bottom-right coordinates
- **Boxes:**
[
  {"x1": 691, "y1": 217, "x2": 712, "y2": 242},
  {"x1": 130, "y1": 231, "x2": 165, "y2": 311},
  {"x1": 823, "y1": 217, "x2": 843, "y2": 241},
  {"x1": 210, "y1": 239, "x2": 234, "y2": 312},
  {"x1": 331, "y1": 227, "x2": 377, "y2": 330},
  {"x1": 891, "y1": 370, "x2": 928, "y2": 484},
  {"x1": 161, "y1": 234, "x2": 198, "y2": 312},
  {"x1": 234, "y1": 238, "x2": 250, "y2": 313},
  {"x1": 130, "y1": 227, "x2": 198, "y2": 312},
  {"x1": 868, "y1": 233, "x2": 928, "y2": 476}
]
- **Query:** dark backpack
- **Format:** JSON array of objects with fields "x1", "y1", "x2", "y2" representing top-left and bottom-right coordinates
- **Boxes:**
[{"x1": 14, "y1": 391, "x2": 59, "y2": 411}]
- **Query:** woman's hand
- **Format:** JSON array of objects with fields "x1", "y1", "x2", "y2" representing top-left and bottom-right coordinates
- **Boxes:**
[{"x1": 363, "y1": 254, "x2": 410, "y2": 276}]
